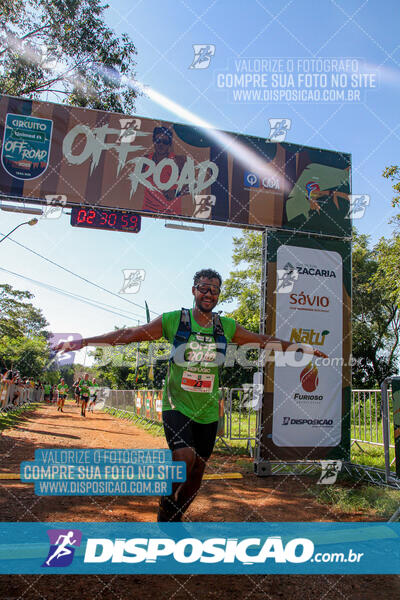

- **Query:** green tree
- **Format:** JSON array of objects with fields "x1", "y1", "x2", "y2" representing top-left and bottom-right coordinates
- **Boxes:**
[
  {"x1": 0, "y1": 334, "x2": 49, "y2": 377},
  {"x1": 0, "y1": 0, "x2": 138, "y2": 112},
  {"x1": 0, "y1": 283, "x2": 50, "y2": 376},
  {"x1": 219, "y1": 230, "x2": 263, "y2": 388},
  {"x1": 220, "y1": 230, "x2": 262, "y2": 331},
  {"x1": 92, "y1": 341, "x2": 168, "y2": 390},
  {"x1": 0, "y1": 284, "x2": 48, "y2": 338},
  {"x1": 383, "y1": 166, "x2": 400, "y2": 207},
  {"x1": 352, "y1": 231, "x2": 399, "y2": 387}
]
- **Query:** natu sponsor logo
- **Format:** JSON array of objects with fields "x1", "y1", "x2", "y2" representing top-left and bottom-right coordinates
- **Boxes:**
[{"x1": 290, "y1": 328, "x2": 330, "y2": 346}]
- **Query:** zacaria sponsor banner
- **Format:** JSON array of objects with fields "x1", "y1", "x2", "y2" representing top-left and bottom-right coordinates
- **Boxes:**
[
  {"x1": 273, "y1": 244, "x2": 342, "y2": 448},
  {"x1": 0, "y1": 95, "x2": 351, "y2": 236},
  {"x1": 262, "y1": 231, "x2": 351, "y2": 461}
]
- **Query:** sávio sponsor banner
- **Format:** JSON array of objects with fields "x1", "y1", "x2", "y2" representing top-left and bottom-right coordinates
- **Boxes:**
[
  {"x1": 273, "y1": 244, "x2": 343, "y2": 448},
  {"x1": 262, "y1": 230, "x2": 351, "y2": 461},
  {"x1": 0, "y1": 95, "x2": 351, "y2": 236},
  {"x1": 0, "y1": 522, "x2": 399, "y2": 574}
]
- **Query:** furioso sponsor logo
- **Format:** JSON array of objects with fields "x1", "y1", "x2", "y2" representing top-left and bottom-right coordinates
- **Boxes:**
[
  {"x1": 42, "y1": 529, "x2": 82, "y2": 567},
  {"x1": 83, "y1": 536, "x2": 314, "y2": 564},
  {"x1": 289, "y1": 292, "x2": 330, "y2": 310},
  {"x1": 300, "y1": 361, "x2": 319, "y2": 392},
  {"x1": 290, "y1": 328, "x2": 329, "y2": 346},
  {"x1": 294, "y1": 393, "x2": 323, "y2": 401},
  {"x1": 281, "y1": 417, "x2": 333, "y2": 427}
]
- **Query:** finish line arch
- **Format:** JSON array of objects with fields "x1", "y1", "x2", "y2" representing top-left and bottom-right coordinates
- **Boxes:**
[{"x1": 0, "y1": 94, "x2": 352, "y2": 462}]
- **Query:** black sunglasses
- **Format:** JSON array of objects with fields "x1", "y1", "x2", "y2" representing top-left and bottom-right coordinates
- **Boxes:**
[
  {"x1": 195, "y1": 284, "x2": 220, "y2": 295},
  {"x1": 154, "y1": 137, "x2": 171, "y2": 145}
]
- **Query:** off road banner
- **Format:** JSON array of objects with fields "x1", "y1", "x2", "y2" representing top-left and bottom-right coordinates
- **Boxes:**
[
  {"x1": 0, "y1": 95, "x2": 351, "y2": 236},
  {"x1": 0, "y1": 522, "x2": 398, "y2": 574},
  {"x1": 261, "y1": 230, "x2": 351, "y2": 460}
]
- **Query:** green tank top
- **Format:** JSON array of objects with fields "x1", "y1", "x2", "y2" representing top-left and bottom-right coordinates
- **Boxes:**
[{"x1": 162, "y1": 309, "x2": 236, "y2": 424}]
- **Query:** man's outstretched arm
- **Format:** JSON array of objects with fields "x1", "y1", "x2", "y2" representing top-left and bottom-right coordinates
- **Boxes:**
[
  {"x1": 54, "y1": 316, "x2": 163, "y2": 352},
  {"x1": 232, "y1": 324, "x2": 327, "y2": 358}
]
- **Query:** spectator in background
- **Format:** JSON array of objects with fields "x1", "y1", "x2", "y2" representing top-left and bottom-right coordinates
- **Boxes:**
[{"x1": 43, "y1": 382, "x2": 51, "y2": 403}]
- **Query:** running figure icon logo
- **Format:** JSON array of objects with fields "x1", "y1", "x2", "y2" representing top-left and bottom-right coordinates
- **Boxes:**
[
  {"x1": 346, "y1": 194, "x2": 370, "y2": 220},
  {"x1": 119, "y1": 269, "x2": 146, "y2": 294},
  {"x1": 275, "y1": 262, "x2": 299, "y2": 294},
  {"x1": 317, "y1": 461, "x2": 342, "y2": 485},
  {"x1": 267, "y1": 118, "x2": 291, "y2": 142},
  {"x1": 189, "y1": 45, "x2": 216, "y2": 69},
  {"x1": 42, "y1": 529, "x2": 82, "y2": 567}
]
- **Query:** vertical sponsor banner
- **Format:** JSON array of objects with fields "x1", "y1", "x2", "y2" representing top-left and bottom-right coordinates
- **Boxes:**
[
  {"x1": 145, "y1": 393, "x2": 152, "y2": 419},
  {"x1": 261, "y1": 230, "x2": 351, "y2": 460},
  {"x1": 135, "y1": 394, "x2": 141, "y2": 416},
  {"x1": 136, "y1": 391, "x2": 143, "y2": 416},
  {"x1": 391, "y1": 377, "x2": 400, "y2": 478},
  {"x1": 155, "y1": 391, "x2": 163, "y2": 422}
]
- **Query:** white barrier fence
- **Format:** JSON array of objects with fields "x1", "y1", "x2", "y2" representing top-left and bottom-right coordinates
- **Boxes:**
[
  {"x1": 103, "y1": 387, "x2": 395, "y2": 453},
  {"x1": 0, "y1": 381, "x2": 44, "y2": 412},
  {"x1": 352, "y1": 388, "x2": 394, "y2": 450}
]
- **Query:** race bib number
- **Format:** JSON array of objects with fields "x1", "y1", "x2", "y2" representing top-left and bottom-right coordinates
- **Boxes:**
[{"x1": 181, "y1": 371, "x2": 215, "y2": 393}]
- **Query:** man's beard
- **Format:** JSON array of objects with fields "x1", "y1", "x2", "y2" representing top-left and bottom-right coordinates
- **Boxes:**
[{"x1": 197, "y1": 300, "x2": 214, "y2": 313}]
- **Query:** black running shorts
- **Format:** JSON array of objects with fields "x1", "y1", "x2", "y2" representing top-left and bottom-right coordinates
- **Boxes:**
[{"x1": 162, "y1": 409, "x2": 218, "y2": 460}]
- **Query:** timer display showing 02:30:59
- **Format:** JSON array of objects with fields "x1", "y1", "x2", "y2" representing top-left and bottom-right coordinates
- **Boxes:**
[{"x1": 70, "y1": 207, "x2": 141, "y2": 233}]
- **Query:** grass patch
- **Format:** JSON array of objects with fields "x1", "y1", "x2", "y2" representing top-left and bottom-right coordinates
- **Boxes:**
[
  {"x1": 351, "y1": 441, "x2": 395, "y2": 471},
  {"x1": 0, "y1": 403, "x2": 40, "y2": 432},
  {"x1": 309, "y1": 483, "x2": 400, "y2": 519},
  {"x1": 103, "y1": 407, "x2": 165, "y2": 437}
]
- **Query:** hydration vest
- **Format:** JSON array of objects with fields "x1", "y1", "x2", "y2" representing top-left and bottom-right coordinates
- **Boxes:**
[{"x1": 170, "y1": 308, "x2": 227, "y2": 364}]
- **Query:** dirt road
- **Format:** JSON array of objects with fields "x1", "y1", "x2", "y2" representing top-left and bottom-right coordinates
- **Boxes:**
[{"x1": 0, "y1": 402, "x2": 398, "y2": 599}]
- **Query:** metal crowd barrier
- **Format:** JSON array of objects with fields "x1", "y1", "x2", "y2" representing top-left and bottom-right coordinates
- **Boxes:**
[
  {"x1": 351, "y1": 388, "x2": 394, "y2": 450},
  {"x1": 102, "y1": 387, "x2": 397, "y2": 462},
  {"x1": 104, "y1": 389, "x2": 163, "y2": 430},
  {"x1": 0, "y1": 381, "x2": 44, "y2": 413}
]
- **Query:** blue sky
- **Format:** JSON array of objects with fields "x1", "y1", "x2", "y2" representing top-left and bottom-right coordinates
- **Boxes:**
[{"x1": 1, "y1": 0, "x2": 399, "y2": 366}]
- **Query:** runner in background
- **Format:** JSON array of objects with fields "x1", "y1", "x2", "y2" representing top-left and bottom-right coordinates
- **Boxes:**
[
  {"x1": 73, "y1": 379, "x2": 81, "y2": 405},
  {"x1": 79, "y1": 373, "x2": 90, "y2": 417},
  {"x1": 43, "y1": 382, "x2": 51, "y2": 404},
  {"x1": 57, "y1": 378, "x2": 69, "y2": 412},
  {"x1": 87, "y1": 377, "x2": 99, "y2": 413},
  {"x1": 51, "y1": 384, "x2": 58, "y2": 406}
]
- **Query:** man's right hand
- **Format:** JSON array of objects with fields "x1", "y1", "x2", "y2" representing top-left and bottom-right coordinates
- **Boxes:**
[{"x1": 53, "y1": 339, "x2": 85, "y2": 353}]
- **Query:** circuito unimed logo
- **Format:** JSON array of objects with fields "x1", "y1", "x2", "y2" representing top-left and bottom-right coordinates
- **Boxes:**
[{"x1": 42, "y1": 529, "x2": 82, "y2": 567}]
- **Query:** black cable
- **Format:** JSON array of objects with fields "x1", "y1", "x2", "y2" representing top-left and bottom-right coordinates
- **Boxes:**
[
  {"x1": 0, "y1": 231, "x2": 158, "y2": 316},
  {"x1": 0, "y1": 266, "x2": 147, "y2": 322}
]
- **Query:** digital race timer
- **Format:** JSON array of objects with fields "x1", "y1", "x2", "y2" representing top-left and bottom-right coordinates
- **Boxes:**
[{"x1": 70, "y1": 207, "x2": 141, "y2": 233}]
